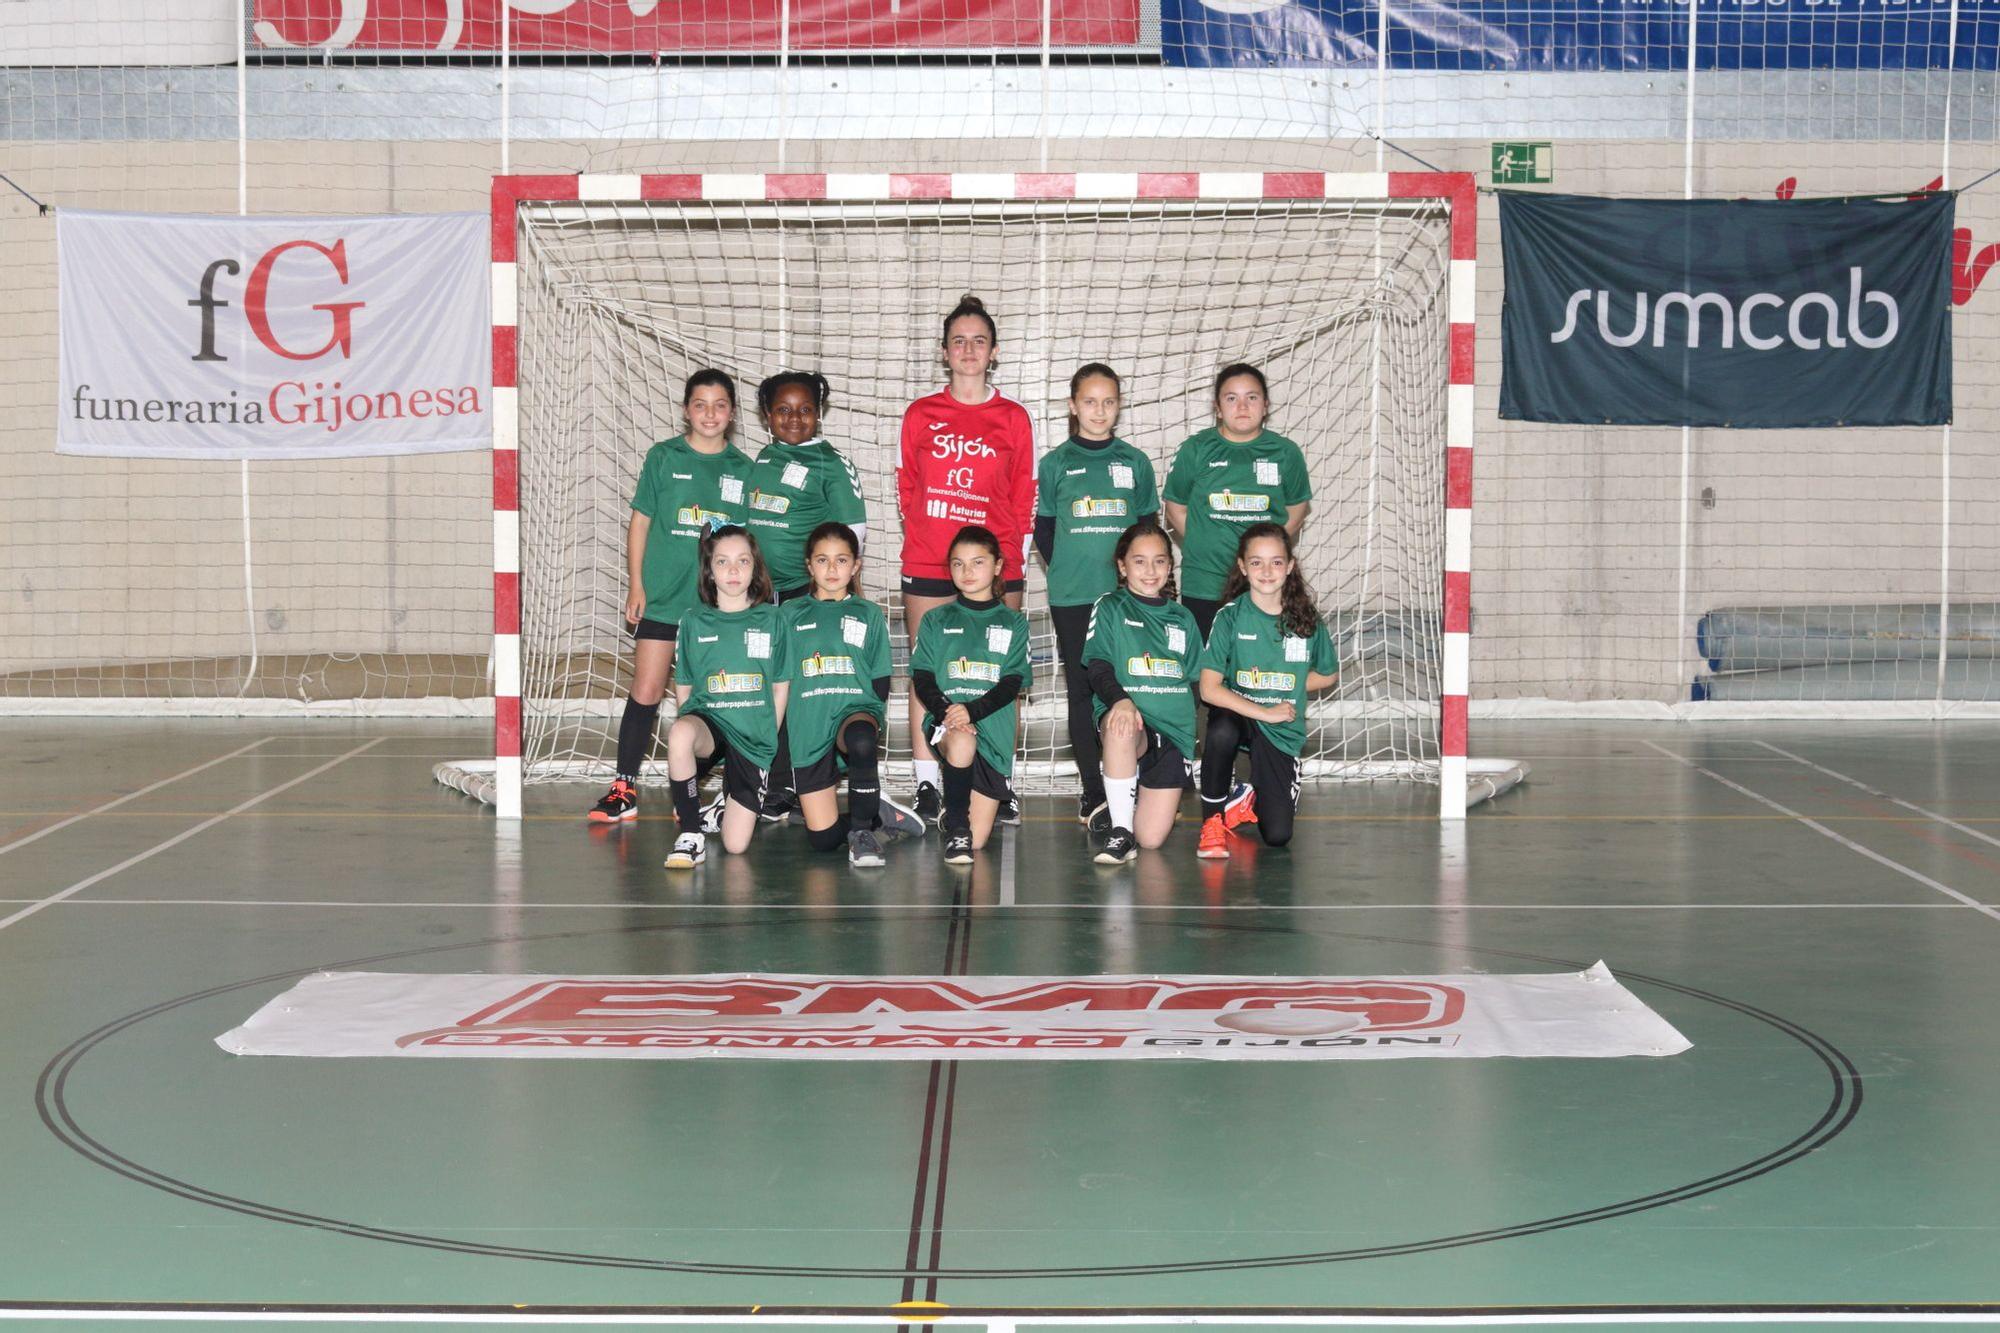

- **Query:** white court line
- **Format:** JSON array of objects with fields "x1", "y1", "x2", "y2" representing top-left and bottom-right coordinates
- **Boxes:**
[
  {"x1": 1755, "y1": 740, "x2": 2000, "y2": 852},
  {"x1": 1641, "y1": 739, "x2": 2000, "y2": 925},
  {"x1": 3, "y1": 1310, "x2": 1999, "y2": 1326},
  {"x1": 0, "y1": 736, "x2": 274, "y2": 857},
  {"x1": 0, "y1": 739, "x2": 383, "y2": 936},
  {"x1": 0, "y1": 898, "x2": 1973, "y2": 911}
]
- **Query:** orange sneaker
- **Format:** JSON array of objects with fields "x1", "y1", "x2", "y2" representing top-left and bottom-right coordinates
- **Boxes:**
[
  {"x1": 1223, "y1": 782, "x2": 1257, "y2": 834},
  {"x1": 587, "y1": 778, "x2": 638, "y2": 823},
  {"x1": 1196, "y1": 814, "x2": 1231, "y2": 860}
]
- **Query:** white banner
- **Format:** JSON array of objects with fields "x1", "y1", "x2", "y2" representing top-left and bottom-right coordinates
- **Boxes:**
[
  {"x1": 216, "y1": 963, "x2": 1691, "y2": 1061},
  {"x1": 58, "y1": 210, "x2": 490, "y2": 460},
  {"x1": 4, "y1": 1, "x2": 236, "y2": 65}
]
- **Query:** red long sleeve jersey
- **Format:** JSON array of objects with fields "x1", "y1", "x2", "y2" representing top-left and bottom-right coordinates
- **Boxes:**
[{"x1": 897, "y1": 388, "x2": 1038, "y2": 582}]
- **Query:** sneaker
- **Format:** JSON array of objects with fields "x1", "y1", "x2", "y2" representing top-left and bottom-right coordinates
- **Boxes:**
[
  {"x1": 848, "y1": 826, "x2": 886, "y2": 868},
  {"x1": 942, "y1": 830, "x2": 974, "y2": 865},
  {"x1": 1224, "y1": 783, "x2": 1258, "y2": 834},
  {"x1": 877, "y1": 793, "x2": 926, "y2": 840},
  {"x1": 914, "y1": 781, "x2": 942, "y2": 822},
  {"x1": 759, "y1": 788, "x2": 797, "y2": 824},
  {"x1": 700, "y1": 792, "x2": 726, "y2": 834},
  {"x1": 999, "y1": 791, "x2": 1022, "y2": 826},
  {"x1": 665, "y1": 831, "x2": 707, "y2": 869},
  {"x1": 1079, "y1": 798, "x2": 1111, "y2": 833},
  {"x1": 1094, "y1": 827, "x2": 1138, "y2": 865},
  {"x1": 1196, "y1": 814, "x2": 1231, "y2": 860},
  {"x1": 586, "y1": 778, "x2": 638, "y2": 824}
]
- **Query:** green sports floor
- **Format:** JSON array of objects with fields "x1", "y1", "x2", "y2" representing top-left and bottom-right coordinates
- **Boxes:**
[{"x1": 4, "y1": 719, "x2": 2000, "y2": 1333}]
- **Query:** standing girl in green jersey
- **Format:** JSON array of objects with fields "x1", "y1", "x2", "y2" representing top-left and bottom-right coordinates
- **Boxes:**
[
  {"x1": 909, "y1": 525, "x2": 1032, "y2": 866},
  {"x1": 783, "y1": 522, "x2": 925, "y2": 868},
  {"x1": 1034, "y1": 364, "x2": 1159, "y2": 834},
  {"x1": 589, "y1": 369, "x2": 753, "y2": 825},
  {"x1": 663, "y1": 525, "x2": 789, "y2": 869},
  {"x1": 743, "y1": 371, "x2": 869, "y2": 824},
  {"x1": 1161, "y1": 363, "x2": 1313, "y2": 641},
  {"x1": 1082, "y1": 518, "x2": 1202, "y2": 864},
  {"x1": 1194, "y1": 522, "x2": 1338, "y2": 860}
]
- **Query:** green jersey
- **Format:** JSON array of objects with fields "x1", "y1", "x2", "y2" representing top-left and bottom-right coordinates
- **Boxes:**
[
  {"x1": 781, "y1": 593, "x2": 891, "y2": 764},
  {"x1": 742, "y1": 437, "x2": 868, "y2": 593},
  {"x1": 909, "y1": 597, "x2": 1032, "y2": 778},
  {"x1": 1198, "y1": 595, "x2": 1338, "y2": 757},
  {"x1": 675, "y1": 602, "x2": 788, "y2": 768},
  {"x1": 628, "y1": 435, "x2": 755, "y2": 625},
  {"x1": 1035, "y1": 436, "x2": 1160, "y2": 608},
  {"x1": 1161, "y1": 428, "x2": 1313, "y2": 601},
  {"x1": 1081, "y1": 588, "x2": 1203, "y2": 759}
]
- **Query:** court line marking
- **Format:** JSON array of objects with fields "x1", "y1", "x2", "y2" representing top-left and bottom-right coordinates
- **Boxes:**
[
  {"x1": 4, "y1": 1311, "x2": 2000, "y2": 1326},
  {"x1": 0, "y1": 739, "x2": 384, "y2": 936},
  {"x1": 0, "y1": 737, "x2": 275, "y2": 857},
  {"x1": 0, "y1": 898, "x2": 1977, "y2": 911},
  {"x1": 1755, "y1": 740, "x2": 2000, "y2": 851},
  {"x1": 1640, "y1": 739, "x2": 2000, "y2": 925},
  {"x1": 9, "y1": 810, "x2": 2000, "y2": 823}
]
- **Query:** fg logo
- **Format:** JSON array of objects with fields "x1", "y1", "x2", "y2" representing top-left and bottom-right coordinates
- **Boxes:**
[
  {"x1": 945, "y1": 467, "x2": 975, "y2": 489},
  {"x1": 189, "y1": 238, "x2": 366, "y2": 364}
]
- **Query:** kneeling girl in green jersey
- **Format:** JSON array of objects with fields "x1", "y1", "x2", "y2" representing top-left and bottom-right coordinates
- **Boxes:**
[
  {"x1": 909, "y1": 525, "x2": 1032, "y2": 866},
  {"x1": 783, "y1": 522, "x2": 925, "y2": 868},
  {"x1": 664, "y1": 525, "x2": 789, "y2": 870},
  {"x1": 1195, "y1": 522, "x2": 1339, "y2": 859},
  {"x1": 1082, "y1": 517, "x2": 1203, "y2": 864}
]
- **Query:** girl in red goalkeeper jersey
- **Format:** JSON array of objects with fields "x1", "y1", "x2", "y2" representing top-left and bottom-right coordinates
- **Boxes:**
[{"x1": 897, "y1": 294, "x2": 1037, "y2": 822}]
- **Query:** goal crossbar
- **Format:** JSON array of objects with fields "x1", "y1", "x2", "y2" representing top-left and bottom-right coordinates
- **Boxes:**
[{"x1": 476, "y1": 169, "x2": 1482, "y2": 821}]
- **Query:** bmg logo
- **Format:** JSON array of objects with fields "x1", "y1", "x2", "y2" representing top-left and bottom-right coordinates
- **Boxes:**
[{"x1": 189, "y1": 238, "x2": 366, "y2": 363}]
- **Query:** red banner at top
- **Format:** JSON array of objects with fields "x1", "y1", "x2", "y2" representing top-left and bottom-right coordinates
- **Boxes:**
[{"x1": 252, "y1": 0, "x2": 1139, "y2": 51}]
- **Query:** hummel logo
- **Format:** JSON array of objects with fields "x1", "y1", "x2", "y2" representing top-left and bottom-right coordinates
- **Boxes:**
[
  {"x1": 672, "y1": 472, "x2": 693, "y2": 480},
  {"x1": 1238, "y1": 632, "x2": 1257, "y2": 640},
  {"x1": 1066, "y1": 468, "x2": 1086, "y2": 475},
  {"x1": 698, "y1": 635, "x2": 719, "y2": 643},
  {"x1": 1209, "y1": 460, "x2": 1228, "y2": 468}
]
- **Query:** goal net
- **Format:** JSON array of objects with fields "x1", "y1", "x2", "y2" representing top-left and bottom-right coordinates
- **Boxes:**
[{"x1": 443, "y1": 175, "x2": 1518, "y2": 818}]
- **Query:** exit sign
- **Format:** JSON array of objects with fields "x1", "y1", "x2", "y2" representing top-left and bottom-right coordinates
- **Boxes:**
[{"x1": 1492, "y1": 142, "x2": 1553, "y2": 185}]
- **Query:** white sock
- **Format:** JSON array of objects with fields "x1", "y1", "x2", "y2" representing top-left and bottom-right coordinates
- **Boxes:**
[
  {"x1": 914, "y1": 759, "x2": 941, "y2": 789},
  {"x1": 1105, "y1": 772, "x2": 1138, "y2": 832}
]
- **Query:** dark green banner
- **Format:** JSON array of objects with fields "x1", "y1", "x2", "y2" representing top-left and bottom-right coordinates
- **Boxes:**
[{"x1": 1499, "y1": 192, "x2": 1953, "y2": 428}]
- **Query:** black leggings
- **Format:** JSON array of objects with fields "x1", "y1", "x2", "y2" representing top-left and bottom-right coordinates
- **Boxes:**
[
  {"x1": 804, "y1": 718, "x2": 883, "y2": 853},
  {"x1": 1198, "y1": 708, "x2": 1301, "y2": 848},
  {"x1": 1050, "y1": 602, "x2": 1105, "y2": 807}
]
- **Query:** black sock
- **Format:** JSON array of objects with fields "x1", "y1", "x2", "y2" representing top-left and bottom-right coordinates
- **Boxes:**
[
  {"x1": 841, "y1": 719, "x2": 881, "y2": 830},
  {"x1": 670, "y1": 774, "x2": 701, "y2": 833},
  {"x1": 615, "y1": 698, "x2": 661, "y2": 781},
  {"x1": 807, "y1": 816, "x2": 853, "y2": 853},
  {"x1": 940, "y1": 759, "x2": 974, "y2": 835}
]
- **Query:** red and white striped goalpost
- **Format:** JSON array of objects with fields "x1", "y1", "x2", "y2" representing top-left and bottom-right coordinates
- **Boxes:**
[{"x1": 486, "y1": 170, "x2": 1479, "y2": 821}]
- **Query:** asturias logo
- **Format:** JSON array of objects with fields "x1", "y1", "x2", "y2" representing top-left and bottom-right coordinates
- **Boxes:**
[{"x1": 1550, "y1": 267, "x2": 1899, "y2": 352}]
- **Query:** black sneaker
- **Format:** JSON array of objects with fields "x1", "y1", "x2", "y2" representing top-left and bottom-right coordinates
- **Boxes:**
[
  {"x1": 1082, "y1": 800, "x2": 1113, "y2": 836},
  {"x1": 877, "y1": 793, "x2": 926, "y2": 840},
  {"x1": 942, "y1": 830, "x2": 974, "y2": 865},
  {"x1": 587, "y1": 778, "x2": 638, "y2": 824},
  {"x1": 914, "y1": 781, "x2": 942, "y2": 822},
  {"x1": 1094, "y1": 827, "x2": 1138, "y2": 865},
  {"x1": 998, "y1": 791, "x2": 1022, "y2": 826},
  {"x1": 758, "y1": 788, "x2": 797, "y2": 824},
  {"x1": 847, "y1": 826, "x2": 886, "y2": 868}
]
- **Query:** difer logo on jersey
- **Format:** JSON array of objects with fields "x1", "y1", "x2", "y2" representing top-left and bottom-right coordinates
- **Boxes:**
[
  {"x1": 1126, "y1": 653, "x2": 1185, "y2": 679},
  {"x1": 947, "y1": 657, "x2": 1002, "y2": 684},
  {"x1": 1237, "y1": 667, "x2": 1297, "y2": 692},
  {"x1": 799, "y1": 652, "x2": 855, "y2": 678},
  {"x1": 1070, "y1": 496, "x2": 1128, "y2": 518},
  {"x1": 706, "y1": 671, "x2": 765, "y2": 693},
  {"x1": 1208, "y1": 490, "x2": 1271, "y2": 513}
]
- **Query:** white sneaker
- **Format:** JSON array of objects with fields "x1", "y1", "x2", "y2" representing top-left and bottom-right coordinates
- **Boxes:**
[
  {"x1": 665, "y1": 831, "x2": 707, "y2": 869},
  {"x1": 699, "y1": 793, "x2": 726, "y2": 834}
]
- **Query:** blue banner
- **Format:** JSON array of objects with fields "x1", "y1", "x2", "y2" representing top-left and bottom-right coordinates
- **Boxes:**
[
  {"x1": 1163, "y1": 0, "x2": 1998, "y2": 70},
  {"x1": 1497, "y1": 192, "x2": 1953, "y2": 428}
]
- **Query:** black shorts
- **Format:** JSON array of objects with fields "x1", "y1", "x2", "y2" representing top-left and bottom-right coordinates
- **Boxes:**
[
  {"x1": 901, "y1": 574, "x2": 1026, "y2": 599},
  {"x1": 791, "y1": 714, "x2": 881, "y2": 795},
  {"x1": 1099, "y1": 722, "x2": 1192, "y2": 791},
  {"x1": 1182, "y1": 596, "x2": 1223, "y2": 642},
  {"x1": 632, "y1": 617, "x2": 677, "y2": 642},
  {"x1": 689, "y1": 712, "x2": 769, "y2": 810},
  {"x1": 924, "y1": 723, "x2": 1012, "y2": 802}
]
